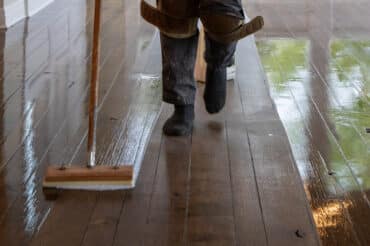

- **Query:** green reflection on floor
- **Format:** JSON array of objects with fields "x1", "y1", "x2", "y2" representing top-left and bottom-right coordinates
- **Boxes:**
[
  {"x1": 256, "y1": 38, "x2": 370, "y2": 193},
  {"x1": 258, "y1": 39, "x2": 308, "y2": 93}
]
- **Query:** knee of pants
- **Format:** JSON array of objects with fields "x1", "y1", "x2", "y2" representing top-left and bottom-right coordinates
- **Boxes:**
[
  {"x1": 204, "y1": 35, "x2": 237, "y2": 67},
  {"x1": 201, "y1": 13, "x2": 243, "y2": 37},
  {"x1": 161, "y1": 18, "x2": 199, "y2": 39},
  {"x1": 158, "y1": 0, "x2": 199, "y2": 38}
]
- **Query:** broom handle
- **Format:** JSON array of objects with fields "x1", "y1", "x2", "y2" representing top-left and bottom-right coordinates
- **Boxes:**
[{"x1": 87, "y1": 0, "x2": 102, "y2": 168}]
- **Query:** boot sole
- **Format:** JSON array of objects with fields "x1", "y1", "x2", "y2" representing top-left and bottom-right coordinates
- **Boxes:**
[{"x1": 163, "y1": 126, "x2": 193, "y2": 137}]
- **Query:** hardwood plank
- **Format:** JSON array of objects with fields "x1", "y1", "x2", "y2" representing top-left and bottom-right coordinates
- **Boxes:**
[
  {"x1": 0, "y1": 2, "x2": 132, "y2": 245},
  {"x1": 0, "y1": 1, "x2": 124, "y2": 224},
  {"x1": 80, "y1": 191, "x2": 124, "y2": 246},
  {"x1": 0, "y1": 0, "x2": 123, "y2": 172},
  {"x1": 260, "y1": 41, "x2": 358, "y2": 244},
  {"x1": 225, "y1": 120, "x2": 267, "y2": 245},
  {"x1": 264, "y1": 3, "x2": 370, "y2": 245},
  {"x1": 4, "y1": 1, "x2": 365, "y2": 245},
  {"x1": 83, "y1": 30, "x2": 163, "y2": 246},
  {"x1": 186, "y1": 86, "x2": 236, "y2": 246},
  {"x1": 144, "y1": 108, "x2": 191, "y2": 246},
  {"x1": 33, "y1": 4, "x2": 162, "y2": 246},
  {"x1": 237, "y1": 35, "x2": 320, "y2": 245},
  {"x1": 110, "y1": 30, "x2": 167, "y2": 245},
  {"x1": 202, "y1": 68, "x2": 268, "y2": 246},
  {"x1": 34, "y1": 190, "x2": 98, "y2": 246},
  {"x1": 112, "y1": 107, "x2": 167, "y2": 246}
]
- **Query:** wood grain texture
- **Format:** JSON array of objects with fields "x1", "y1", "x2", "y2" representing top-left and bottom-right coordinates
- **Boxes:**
[
  {"x1": 44, "y1": 166, "x2": 133, "y2": 182},
  {"x1": 237, "y1": 36, "x2": 320, "y2": 246},
  {"x1": 248, "y1": 0, "x2": 370, "y2": 244},
  {"x1": 4, "y1": 0, "x2": 359, "y2": 245}
]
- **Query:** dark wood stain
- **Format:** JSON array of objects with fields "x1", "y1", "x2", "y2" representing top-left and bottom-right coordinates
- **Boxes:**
[
  {"x1": 2, "y1": 0, "x2": 369, "y2": 246},
  {"x1": 249, "y1": 0, "x2": 370, "y2": 245}
]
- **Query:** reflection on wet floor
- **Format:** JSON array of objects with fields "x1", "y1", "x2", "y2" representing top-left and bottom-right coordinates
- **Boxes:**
[
  {"x1": 0, "y1": 0, "x2": 160, "y2": 244},
  {"x1": 1, "y1": 0, "x2": 369, "y2": 244},
  {"x1": 257, "y1": 36, "x2": 370, "y2": 245}
]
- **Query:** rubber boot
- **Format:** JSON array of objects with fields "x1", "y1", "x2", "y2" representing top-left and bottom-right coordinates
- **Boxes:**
[
  {"x1": 163, "y1": 105, "x2": 195, "y2": 136},
  {"x1": 204, "y1": 35, "x2": 237, "y2": 114},
  {"x1": 160, "y1": 32, "x2": 198, "y2": 136}
]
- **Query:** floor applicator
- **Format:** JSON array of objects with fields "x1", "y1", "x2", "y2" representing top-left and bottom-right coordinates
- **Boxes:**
[{"x1": 43, "y1": 0, "x2": 133, "y2": 200}]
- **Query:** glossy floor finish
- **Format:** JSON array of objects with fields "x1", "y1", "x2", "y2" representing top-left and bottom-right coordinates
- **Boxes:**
[
  {"x1": 246, "y1": 0, "x2": 370, "y2": 245},
  {"x1": 4, "y1": 0, "x2": 368, "y2": 245},
  {"x1": 0, "y1": 0, "x2": 160, "y2": 245}
]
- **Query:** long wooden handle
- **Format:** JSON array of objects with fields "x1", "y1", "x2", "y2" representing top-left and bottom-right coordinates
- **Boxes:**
[{"x1": 87, "y1": 0, "x2": 102, "y2": 161}]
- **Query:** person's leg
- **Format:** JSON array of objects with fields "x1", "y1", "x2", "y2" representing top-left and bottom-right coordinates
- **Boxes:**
[
  {"x1": 141, "y1": 0, "x2": 199, "y2": 136},
  {"x1": 160, "y1": 32, "x2": 198, "y2": 136},
  {"x1": 199, "y1": 0, "x2": 263, "y2": 113},
  {"x1": 204, "y1": 36, "x2": 237, "y2": 113}
]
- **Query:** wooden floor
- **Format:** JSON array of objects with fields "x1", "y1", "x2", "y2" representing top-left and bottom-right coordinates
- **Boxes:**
[
  {"x1": 248, "y1": 0, "x2": 370, "y2": 245},
  {"x1": 0, "y1": 0, "x2": 369, "y2": 245}
]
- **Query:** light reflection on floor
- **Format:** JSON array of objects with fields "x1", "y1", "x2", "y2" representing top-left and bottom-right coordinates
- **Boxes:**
[{"x1": 256, "y1": 38, "x2": 370, "y2": 242}]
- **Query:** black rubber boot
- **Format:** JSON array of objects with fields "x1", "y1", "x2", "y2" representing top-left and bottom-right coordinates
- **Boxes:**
[
  {"x1": 204, "y1": 35, "x2": 237, "y2": 114},
  {"x1": 163, "y1": 105, "x2": 194, "y2": 136},
  {"x1": 160, "y1": 32, "x2": 198, "y2": 136}
]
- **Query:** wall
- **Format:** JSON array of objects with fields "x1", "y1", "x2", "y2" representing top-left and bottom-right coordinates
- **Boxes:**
[
  {"x1": 0, "y1": 0, "x2": 54, "y2": 28},
  {"x1": 26, "y1": 0, "x2": 54, "y2": 17}
]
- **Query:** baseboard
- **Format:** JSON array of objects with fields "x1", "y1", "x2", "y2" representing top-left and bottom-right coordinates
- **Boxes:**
[{"x1": 0, "y1": 0, "x2": 26, "y2": 29}]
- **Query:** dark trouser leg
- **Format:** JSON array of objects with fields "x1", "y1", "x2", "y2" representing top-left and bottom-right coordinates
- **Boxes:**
[
  {"x1": 203, "y1": 36, "x2": 237, "y2": 113},
  {"x1": 160, "y1": 33, "x2": 198, "y2": 106},
  {"x1": 160, "y1": 32, "x2": 198, "y2": 136},
  {"x1": 200, "y1": 0, "x2": 243, "y2": 113}
]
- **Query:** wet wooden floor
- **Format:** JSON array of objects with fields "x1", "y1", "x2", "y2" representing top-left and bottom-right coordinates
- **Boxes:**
[
  {"x1": 0, "y1": 0, "x2": 369, "y2": 245},
  {"x1": 248, "y1": 0, "x2": 370, "y2": 245}
]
